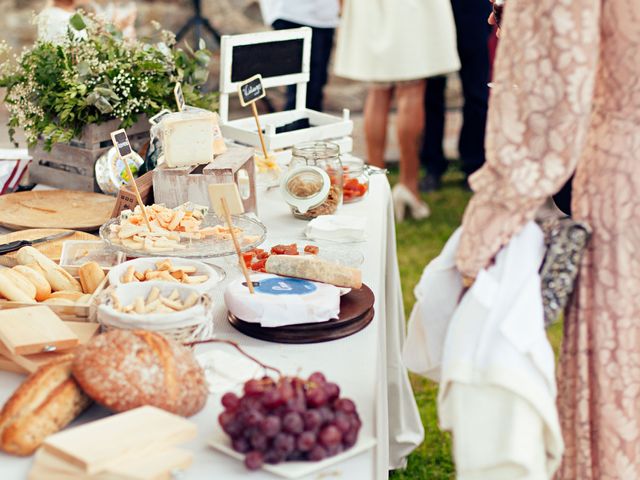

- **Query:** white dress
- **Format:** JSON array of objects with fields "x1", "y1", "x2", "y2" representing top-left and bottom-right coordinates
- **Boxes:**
[{"x1": 334, "y1": 0, "x2": 460, "y2": 82}]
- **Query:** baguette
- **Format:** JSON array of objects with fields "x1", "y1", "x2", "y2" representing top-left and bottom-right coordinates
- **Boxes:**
[
  {"x1": 0, "y1": 359, "x2": 91, "y2": 456},
  {"x1": 12, "y1": 266, "x2": 51, "y2": 302},
  {"x1": 78, "y1": 261, "x2": 105, "y2": 294},
  {"x1": 16, "y1": 247, "x2": 82, "y2": 293},
  {"x1": 0, "y1": 270, "x2": 36, "y2": 303},
  {"x1": 48, "y1": 291, "x2": 84, "y2": 302},
  {"x1": 264, "y1": 255, "x2": 362, "y2": 289},
  {"x1": 42, "y1": 298, "x2": 75, "y2": 306}
]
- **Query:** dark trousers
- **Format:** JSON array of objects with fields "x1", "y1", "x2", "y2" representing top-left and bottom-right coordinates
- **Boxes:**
[
  {"x1": 421, "y1": 0, "x2": 493, "y2": 178},
  {"x1": 272, "y1": 19, "x2": 335, "y2": 112}
]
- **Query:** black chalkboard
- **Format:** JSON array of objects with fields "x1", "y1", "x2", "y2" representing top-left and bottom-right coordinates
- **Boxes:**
[
  {"x1": 238, "y1": 75, "x2": 266, "y2": 107},
  {"x1": 110, "y1": 129, "x2": 132, "y2": 158},
  {"x1": 231, "y1": 39, "x2": 304, "y2": 83}
]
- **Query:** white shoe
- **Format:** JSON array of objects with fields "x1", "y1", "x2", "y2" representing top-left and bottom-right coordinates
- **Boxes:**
[{"x1": 392, "y1": 184, "x2": 430, "y2": 221}]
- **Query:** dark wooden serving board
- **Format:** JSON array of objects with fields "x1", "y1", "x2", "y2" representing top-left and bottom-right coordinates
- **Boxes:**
[{"x1": 228, "y1": 284, "x2": 375, "y2": 344}]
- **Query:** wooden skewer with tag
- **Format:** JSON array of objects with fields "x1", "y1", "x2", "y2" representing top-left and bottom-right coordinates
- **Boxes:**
[
  {"x1": 238, "y1": 74, "x2": 269, "y2": 160},
  {"x1": 208, "y1": 183, "x2": 254, "y2": 294},
  {"x1": 110, "y1": 129, "x2": 151, "y2": 232}
]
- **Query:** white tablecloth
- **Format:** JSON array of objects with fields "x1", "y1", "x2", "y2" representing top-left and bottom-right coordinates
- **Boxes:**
[{"x1": 0, "y1": 175, "x2": 423, "y2": 479}]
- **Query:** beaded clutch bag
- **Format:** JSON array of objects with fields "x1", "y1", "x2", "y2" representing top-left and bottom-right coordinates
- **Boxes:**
[{"x1": 538, "y1": 216, "x2": 592, "y2": 327}]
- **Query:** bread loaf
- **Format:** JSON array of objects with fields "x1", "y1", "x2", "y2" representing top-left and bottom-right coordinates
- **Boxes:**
[
  {"x1": 0, "y1": 269, "x2": 36, "y2": 303},
  {"x1": 265, "y1": 255, "x2": 363, "y2": 289},
  {"x1": 78, "y1": 262, "x2": 105, "y2": 294},
  {"x1": 16, "y1": 246, "x2": 82, "y2": 293},
  {"x1": 72, "y1": 330, "x2": 207, "y2": 417},
  {"x1": 12, "y1": 265, "x2": 51, "y2": 302},
  {"x1": 0, "y1": 359, "x2": 91, "y2": 456}
]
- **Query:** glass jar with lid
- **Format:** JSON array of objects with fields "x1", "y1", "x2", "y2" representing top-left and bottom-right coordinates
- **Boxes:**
[
  {"x1": 280, "y1": 166, "x2": 333, "y2": 220},
  {"x1": 290, "y1": 142, "x2": 343, "y2": 207}
]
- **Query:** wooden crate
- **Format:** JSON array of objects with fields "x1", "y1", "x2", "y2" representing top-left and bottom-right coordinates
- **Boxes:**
[
  {"x1": 153, "y1": 146, "x2": 257, "y2": 214},
  {"x1": 27, "y1": 117, "x2": 150, "y2": 192}
]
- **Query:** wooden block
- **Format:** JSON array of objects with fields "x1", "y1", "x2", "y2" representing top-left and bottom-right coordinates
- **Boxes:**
[
  {"x1": 42, "y1": 406, "x2": 197, "y2": 475},
  {"x1": 208, "y1": 183, "x2": 245, "y2": 218},
  {"x1": 0, "y1": 321, "x2": 98, "y2": 373},
  {"x1": 0, "y1": 351, "x2": 28, "y2": 374},
  {"x1": 31, "y1": 447, "x2": 192, "y2": 480},
  {"x1": 110, "y1": 171, "x2": 155, "y2": 218},
  {"x1": 0, "y1": 306, "x2": 79, "y2": 355}
]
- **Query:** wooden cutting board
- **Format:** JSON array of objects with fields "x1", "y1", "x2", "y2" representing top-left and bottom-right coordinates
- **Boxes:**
[
  {"x1": 0, "y1": 191, "x2": 115, "y2": 232},
  {"x1": 43, "y1": 406, "x2": 197, "y2": 475},
  {"x1": 0, "y1": 306, "x2": 79, "y2": 355},
  {"x1": 0, "y1": 229, "x2": 98, "y2": 267}
]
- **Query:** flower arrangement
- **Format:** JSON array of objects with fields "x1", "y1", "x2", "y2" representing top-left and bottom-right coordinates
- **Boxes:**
[{"x1": 0, "y1": 13, "x2": 217, "y2": 150}]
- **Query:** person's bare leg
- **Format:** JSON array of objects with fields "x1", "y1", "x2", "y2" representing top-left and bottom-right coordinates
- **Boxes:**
[
  {"x1": 364, "y1": 86, "x2": 393, "y2": 169},
  {"x1": 396, "y1": 80, "x2": 426, "y2": 197}
]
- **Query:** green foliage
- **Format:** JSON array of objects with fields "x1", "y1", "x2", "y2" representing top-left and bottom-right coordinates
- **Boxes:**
[{"x1": 0, "y1": 14, "x2": 217, "y2": 149}]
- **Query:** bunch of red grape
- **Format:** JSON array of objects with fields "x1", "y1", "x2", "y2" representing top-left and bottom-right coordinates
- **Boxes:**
[{"x1": 218, "y1": 372, "x2": 361, "y2": 470}]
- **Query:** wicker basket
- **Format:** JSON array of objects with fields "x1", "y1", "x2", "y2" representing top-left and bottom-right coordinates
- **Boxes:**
[{"x1": 96, "y1": 282, "x2": 214, "y2": 344}]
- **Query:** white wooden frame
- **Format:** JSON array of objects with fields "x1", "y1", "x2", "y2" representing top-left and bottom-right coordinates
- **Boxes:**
[
  {"x1": 219, "y1": 28, "x2": 312, "y2": 123},
  {"x1": 218, "y1": 28, "x2": 353, "y2": 152}
]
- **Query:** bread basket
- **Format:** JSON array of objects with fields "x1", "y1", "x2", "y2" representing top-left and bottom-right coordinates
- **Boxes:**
[{"x1": 97, "y1": 282, "x2": 214, "y2": 344}]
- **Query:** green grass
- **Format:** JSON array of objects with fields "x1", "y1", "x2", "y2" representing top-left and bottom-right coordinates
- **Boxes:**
[{"x1": 389, "y1": 168, "x2": 564, "y2": 479}]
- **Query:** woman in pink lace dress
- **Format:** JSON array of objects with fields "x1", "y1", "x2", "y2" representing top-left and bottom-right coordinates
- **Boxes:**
[{"x1": 455, "y1": 0, "x2": 640, "y2": 478}]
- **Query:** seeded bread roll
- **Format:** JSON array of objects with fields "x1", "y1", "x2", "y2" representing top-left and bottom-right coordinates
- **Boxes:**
[
  {"x1": 265, "y1": 255, "x2": 363, "y2": 289},
  {"x1": 0, "y1": 359, "x2": 91, "y2": 456},
  {"x1": 72, "y1": 330, "x2": 207, "y2": 417}
]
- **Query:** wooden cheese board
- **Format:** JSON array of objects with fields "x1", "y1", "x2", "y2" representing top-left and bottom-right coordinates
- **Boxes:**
[
  {"x1": 0, "y1": 306, "x2": 79, "y2": 355},
  {"x1": 228, "y1": 284, "x2": 375, "y2": 344},
  {"x1": 0, "y1": 190, "x2": 115, "y2": 231},
  {"x1": 31, "y1": 446, "x2": 192, "y2": 480},
  {"x1": 0, "y1": 229, "x2": 98, "y2": 267},
  {"x1": 42, "y1": 406, "x2": 197, "y2": 475}
]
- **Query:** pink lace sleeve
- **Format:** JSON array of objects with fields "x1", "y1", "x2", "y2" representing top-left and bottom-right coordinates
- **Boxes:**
[{"x1": 455, "y1": 0, "x2": 601, "y2": 278}]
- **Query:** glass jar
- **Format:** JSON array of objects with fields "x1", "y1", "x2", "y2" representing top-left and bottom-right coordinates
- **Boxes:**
[
  {"x1": 342, "y1": 156, "x2": 370, "y2": 203},
  {"x1": 280, "y1": 166, "x2": 332, "y2": 220},
  {"x1": 290, "y1": 142, "x2": 343, "y2": 209}
]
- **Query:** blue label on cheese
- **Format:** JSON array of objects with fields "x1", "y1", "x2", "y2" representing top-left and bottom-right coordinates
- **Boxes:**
[{"x1": 255, "y1": 277, "x2": 317, "y2": 296}]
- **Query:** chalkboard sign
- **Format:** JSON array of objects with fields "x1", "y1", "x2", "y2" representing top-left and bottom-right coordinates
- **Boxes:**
[
  {"x1": 149, "y1": 109, "x2": 171, "y2": 126},
  {"x1": 110, "y1": 129, "x2": 133, "y2": 159},
  {"x1": 231, "y1": 39, "x2": 304, "y2": 83},
  {"x1": 238, "y1": 74, "x2": 266, "y2": 107},
  {"x1": 174, "y1": 82, "x2": 185, "y2": 111}
]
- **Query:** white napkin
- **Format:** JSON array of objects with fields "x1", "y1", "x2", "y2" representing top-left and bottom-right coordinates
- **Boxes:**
[
  {"x1": 197, "y1": 349, "x2": 261, "y2": 394},
  {"x1": 304, "y1": 215, "x2": 366, "y2": 242}
]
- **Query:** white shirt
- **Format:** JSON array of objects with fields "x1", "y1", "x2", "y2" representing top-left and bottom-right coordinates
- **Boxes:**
[
  {"x1": 36, "y1": 7, "x2": 74, "y2": 43},
  {"x1": 259, "y1": 0, "x2": 340, "y2": 29}
]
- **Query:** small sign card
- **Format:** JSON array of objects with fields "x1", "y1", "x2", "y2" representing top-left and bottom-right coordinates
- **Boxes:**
[
  {"x1": 110, "y1": 129, "x2": 133, "y2": 160},
  {"x1": 174, "y1": 82, "x2": 185, "y2": 112},
  {"x1": 238, "y1": 74, "x2": 265, "y2": 107},
  {"x1": 110, "y1": 129, "x2": 152, "y2": 230}
]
